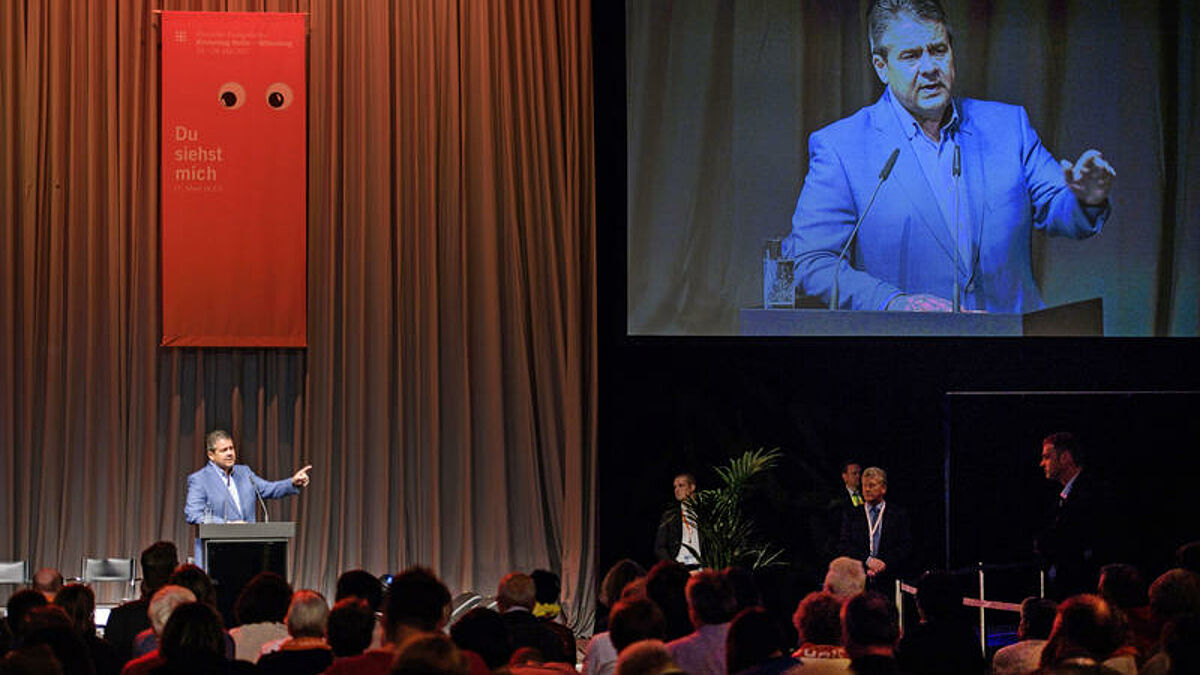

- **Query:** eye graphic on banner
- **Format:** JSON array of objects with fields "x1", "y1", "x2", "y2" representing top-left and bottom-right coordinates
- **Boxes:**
[{"x1": 160, "y1": 11, "x2": 307, "y2": 347}]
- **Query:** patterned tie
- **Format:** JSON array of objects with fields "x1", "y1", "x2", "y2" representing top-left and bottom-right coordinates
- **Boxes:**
[{"x1": 851, "y1": 491, "x2": 863, "y2": 507}]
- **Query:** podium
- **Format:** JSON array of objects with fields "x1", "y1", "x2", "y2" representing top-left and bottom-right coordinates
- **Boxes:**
[
  {"x1": 740, "y1": 298, "x2": 1103, "y2": 336},
  {"x1": 197, "y1": 522, "x2": 295, "y2": 625}
]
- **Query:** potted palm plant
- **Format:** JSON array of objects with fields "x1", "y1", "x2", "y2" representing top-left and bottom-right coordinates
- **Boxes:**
[{"x1": 683, "y1": 447, "x2": 785, "y2": 570}]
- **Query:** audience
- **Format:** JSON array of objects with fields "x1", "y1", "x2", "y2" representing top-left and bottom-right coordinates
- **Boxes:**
[
  {"x1": 120, "y1": 585, "x2": 196, "y2": 675},
  {"x1": 724, "y1": 608, "x2": 797, "y2": 675},
  {"x1": 790, "y1": 591, "x2": 850, "y2": 671},
  {"x1": 497, "y1": 573, "x2": 571, "y2": 664},
  {"x1": 14, "y1": 537, "x2": 1200, "y2": 675},
  {"x1": 257, "y1": 590, "x2": 332, "y2": 675},
  {"x1": 841, "y1": 591, "x2": 901, "y2": 675},
  {"x1": 53, "y1": 584, "x2": 120, "y2": 675},
  {"x1": 991, "y1": 597, "x2": 1058, "y2": 675},
  {"x1": 105, "y1": 542, "x2": 178, "y2": 666},
  {"x1": 1139, "y1": 567, "x2": 1200, "y2": 675},
  {"x1": 644, "y1": 562, "x2": 691, "y2": 642},
  {"x1": 1037, "y1": 594, "x2": 1125, "y2": 673},
  {"x1": 32, "y1": 570, "x2": 64, "y2": 603},
  {"x1": 665, "y1": 569, "x2": 735, "y2": 675},
  {"x1": 614, "y1": 640, "x2": 680, "y2": 675},
  {"x1": 895, "y1": 570, "x2": 984, "y2": 675},
  {"x1": 597, "y1": 561, "x2": 647, "y2": 634},
  {"x1": 822, "y1": 558, "x2": 866, "y2": 603},
  {"x1": 228, "y1": 572, "x2": 292, "y2": 662},
  {"x1": 326, "y1": 598, "x2": 376, "y2": 659},
  {"x1": 451, "y1": 608, "x2": 513, "y2": 670},
  {"x1": 153, "y1": 602, "x2": 254, "y2": 674},
  {"x1": 391, "y1": 633, "x2": 470, "y2": 675}
]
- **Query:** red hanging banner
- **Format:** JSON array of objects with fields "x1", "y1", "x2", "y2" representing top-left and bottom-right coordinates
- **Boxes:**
[{"x1": 160, "y1": 12, "x2": 307, "y2": 347}]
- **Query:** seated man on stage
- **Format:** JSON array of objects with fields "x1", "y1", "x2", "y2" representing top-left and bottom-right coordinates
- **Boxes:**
[{"x1": 185, "y1": 429, "x2": 311, "y2": 525}]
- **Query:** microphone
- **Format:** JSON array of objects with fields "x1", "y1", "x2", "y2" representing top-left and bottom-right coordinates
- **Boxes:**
[
  {"x1": 831, "y1": 148, "x2": 900, "y2": 310},
  {"x1": 952, "y1": 144, "x2": 962, "y2": 313},
  {"x1": 244, "y1": 465, "x2": 271, "y2": 523}
]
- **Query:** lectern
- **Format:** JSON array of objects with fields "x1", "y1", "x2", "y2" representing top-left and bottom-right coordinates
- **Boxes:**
[{"x1": 197, "y1": 522, "x2": 295, "y2": 625}]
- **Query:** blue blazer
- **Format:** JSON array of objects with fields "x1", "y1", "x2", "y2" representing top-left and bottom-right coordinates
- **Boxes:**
[
  {"x1": 784, "y1": 90, "x2": 1109, "y2": 312},
  {"x1": 184, "y1": 463, "x2": 298, "y2": 524}
]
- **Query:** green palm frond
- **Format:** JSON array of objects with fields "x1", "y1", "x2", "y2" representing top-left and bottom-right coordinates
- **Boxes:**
[{"x1": 683, "y1": 447, "x2": 785, "y2": 570}]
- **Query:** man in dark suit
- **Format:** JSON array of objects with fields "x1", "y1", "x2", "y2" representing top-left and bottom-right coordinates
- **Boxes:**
[
  {"x1": 838, "y1": 467, "x2": 912, "y2": 590},
  {"x1": 654, "y1": 473, "x2": 701, "y2": 568},
  {"x1": 1035, "y1": 432, "x2": 1110, "y2": 599}
]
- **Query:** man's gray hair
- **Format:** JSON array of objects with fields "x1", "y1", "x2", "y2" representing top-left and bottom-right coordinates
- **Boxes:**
[
  {"x1": 286, "y1": 589, "x2": 330, "y2": 639},
  {"x1": 862, "y1": 466, "x2": 888, "y2": 485},
  {"x1": 149, "y1": 585, "x2": 197, "y2": 635},
  {"x1": 824, "y1": 556, "x2": 867, "y2": 601},
  {"x1": 868, "y1": 0, "x2": 952, "y2": 58},
  {"x1": 205, "y1": 429, "x2": 233, "y2": 452}
]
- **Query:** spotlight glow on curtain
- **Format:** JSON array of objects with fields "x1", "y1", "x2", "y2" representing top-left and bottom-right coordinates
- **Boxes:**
[{"x1": 160, "y1": 11, "x2": 307, "y2": 347}]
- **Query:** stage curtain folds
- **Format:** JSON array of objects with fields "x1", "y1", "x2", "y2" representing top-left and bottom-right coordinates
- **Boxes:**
[{"x1": 0, "y1": 0, "x2": 596, "y2": 630}]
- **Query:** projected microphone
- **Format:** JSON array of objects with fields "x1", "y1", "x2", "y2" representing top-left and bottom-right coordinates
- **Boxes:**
[
  {"x1": 952, "y1": 144, "x2": 962, "y2": 313},
  {"x1": 830, "y1": 148, "x2": 900, "y2": 310}
]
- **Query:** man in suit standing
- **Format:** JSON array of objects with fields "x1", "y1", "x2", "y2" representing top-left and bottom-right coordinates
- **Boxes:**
[
  {"x1": 185, "y1": 429, "x2": 312, "y2": 565},
  {"x1": 1035, "y1": 432, "x2": 1109, "y2": 599},
  {"x1": 654, "y1": 473, "x2": 702, "y2": 569},
  {"x1": 783, "y1": 0, "x2": 1115, "y2": 313},
  {"x1": 839, "y1": 467, "x2": 912, "y2": 590}
]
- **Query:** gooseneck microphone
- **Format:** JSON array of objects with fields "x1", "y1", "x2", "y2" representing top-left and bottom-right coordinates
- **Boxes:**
[
  {"x1": 952, "y1": 144, "x2": 962, "y2": 313},
  {"x1": 246, "y1": 466, "x2": 271, "y2": 523},
  {"x1": 830, "y1": 148, "x2": 900, "y2": 310}
]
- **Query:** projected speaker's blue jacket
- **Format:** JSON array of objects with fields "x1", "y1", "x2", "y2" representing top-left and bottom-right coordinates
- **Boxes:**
[{"x1": 784, "y1": 89, "x2": 1109, "y2": 313}]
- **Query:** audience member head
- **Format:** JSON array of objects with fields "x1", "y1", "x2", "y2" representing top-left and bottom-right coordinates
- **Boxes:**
[
  {"x1": 384, "y1": 567, "x2": 452, "y2": 638},
  {"x1": 286, "y1": 589, "x2": 329, "y2": 639},
  {"x1": 327, "y1": 598, "x2": 376, "y2": 658},
  {"x1": 842, "y1": 591, "x2": 899, "y2": 658},
  {"x1": 609, "y1": 598, "x2": 667, "y2": 653},
  {"x1": 139, "y1": 541, "x2": 179, "y2": 597},
  {"x1": 600, "y1": 559, "x2": 647, "y2": 609},
  {"x1": 685, "y1": 569, "x2": 736, "y2": 629},
  {"x1": 1042, "y1": 594, "x2": 1123, "y2": 665},
  {"x1": 620, "y1": 578, "x2": 648, "y2": 601},
  {"x1": 1148, "y1": 569, "x2": 1200, "y2": 624},
  {"x1": 614, "y1": 640, "x2": 680, "y2": 675},
  {"x1": 726, "y1": 607, "x2": 787, "y2": 675},
  {"x1": 167, "y1": 564, "x2": 217, "y2": 610},
  {"x1": 233, "y1": 571, "x2": 292, "y2": 626},
  {"x1": 645, "y1": 560, "x2": 691, "y2": 640},
  {"x1": 148, "y1": 585, "x2": 197, "y2": 636},
  {"x1": 449, "y1": 607, "x2": 512, "y2": 669},
  {"x1": 6, "y1": 589, "x2": 48, "y2": 638},
  {"x1": 17, "y1": 609, "x2": 90, "y2": 675},
  {"x1": 1163, "y1": 612, "x2": 1200, "y2": 675},
  {"x1": 824, "y1": 557, "x2": 867, "y2": 602},
  {"x1": 51, "y1": 584, "x2": 96, "y2": 637},
  {"x1": 390, "y1": 633, "x2": 470, "y2": 675},
  {"x1": 31, "y1": 570, "x2": 63, "y2": 602},
  {"x1": 496, "y1": 573, "x2": 536, "y2": 612},
  {"x1": 531, "y1": 570, "x2": 561, "y2": 606},
  {"x1": 336, "y1": 569, "x2": 385, "y2": 613},
  {"x1": 723, "y1": 567, "x2": 761, "y2": 613},
  {"x1": 159, "y1": 602, "x2": 226, "y2": 664},
  {"x1": 1017, "y1": 597, "x2": 1058, "y2": 641},
  {"x1": 915, "y1": 570, "x2": 963, "y2": 622},
  {"x1": 1174, "y1": 541, "x2": 1200, "y2": 575},
  {"x1": 793, "y1": 591, "x2": 843, "y2": 647},
  {"x1": 1098, "y1": 563, "x2": 1147, "y2": 610},
  {"x1": 0, "y1": 643, "x2": 64, "y2": 675}
]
